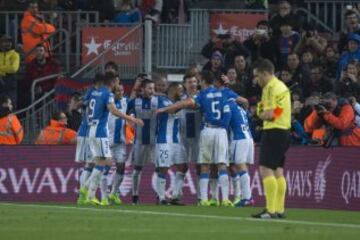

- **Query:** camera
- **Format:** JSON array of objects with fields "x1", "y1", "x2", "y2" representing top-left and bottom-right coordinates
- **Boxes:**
[{"x1": 314, "y1": 101, "x2": 331, "y2": 114}]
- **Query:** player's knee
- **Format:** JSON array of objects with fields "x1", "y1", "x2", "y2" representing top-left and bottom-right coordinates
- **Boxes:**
[{"x1": 238, "y1": 164, "x2": 248, "y2": 172}]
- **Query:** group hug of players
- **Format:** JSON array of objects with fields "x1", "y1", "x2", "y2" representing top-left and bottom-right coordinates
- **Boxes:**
[{"x1": 74, "y1": 69, "x2": 256, "y2": 209}]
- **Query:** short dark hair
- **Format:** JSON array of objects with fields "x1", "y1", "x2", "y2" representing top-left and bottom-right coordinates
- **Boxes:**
[
  {"x1": 310, "y1": 64, "x2": 323, "y2": 72},
  {"x1": 105, "y1": 61, "x2": 118, "y2": 72},
  {"x1": 183, "y1": 73, "x2": 196, "y2": 82},
  {"x1": 52, "y1": 111, "x2": 65, "y2": 121},
  {"x1": 94, "y1": 73, "x2": 104, "y2": 85},
  {"x1": 35, "y1": 43, "x2": 45, "y2": 49},
  {"x1": 253, "y1": 59, "x2": 275, "y2": 74},
  {"x1": 256, "y1": 20, "x2": 269, "y2": 28},
  {"x1": 141, "y1": 79, "x2": 154, "y2": 88},
  {"x1": 103, "y1": 72, "x2": 117, "y2": 85},
  {"x1": 201, "y1": 71, "x2": 215, "y2": 85}
]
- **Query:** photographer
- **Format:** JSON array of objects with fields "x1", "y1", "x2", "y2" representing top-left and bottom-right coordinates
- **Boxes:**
[
  {"x1": 201, "y1": 32, "x2": 250, "y2": 69},
  {"x1": 304, "y1": 92, "x2": 360, "y2": 147}
]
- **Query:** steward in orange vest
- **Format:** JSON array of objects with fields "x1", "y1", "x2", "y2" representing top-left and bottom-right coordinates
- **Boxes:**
[
  {"x1": 21, "y1": 1, "x2": 56, "y2": 62},
  {"x1": 0, "y1": 95, "x2": 23, "y2": 145},
  {"x1": 36, "y1": 111, "x2": 76, "y2": 145}
]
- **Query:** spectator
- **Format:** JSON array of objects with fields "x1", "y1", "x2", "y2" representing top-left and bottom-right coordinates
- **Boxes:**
[
  {"x1": 270, "y1": 0, "x2": 303, "y2": 37},
  {"x1": 304, "y1": 92, "x2": 360, "y2": 147},
  {"x1": 276, "y1": 17, "x2": 300, "y2": 68},
  {"x1": 105, "y1": 61, "x2": 119, "y2": 74},
  {"x1": 201, "y1": 33, "x2": 250, "y2": 69},
  {"x1": 234, "y1": 54, "x2": 252, "y2": 84},
  {"x1": 336, "y1": 61, "x2": 360, "y2": 99},
  {"x1": 36, "y1": 111, "x2": 77, "y2": 144},
  {"x1": 202, "y1": 51, "x2": 226, "y2": 77},
  {"x1": 66, "y1": 92, "x2": 83, "y2": 131},
  {"x1": 161, "y1": 0, "x2": 189, "y2": 24},
  {"x1": 349, "y1": 96, "x2": 360, "y2": 127},
  {"x1": 300, "y1": 48, "x2": 315, "y2": 69},
  {"x1": 0, "y1": 95, "x2": 23, "y2": 145},
  {"x1": 136, "y1": 0, "x2": 163, "y2": 23},
  {"x1": 21, "y1": 44, "x2": 61, "y2": 108},
  {"x1": 294, "y1": 24, "x2": 327, "y2": 58},
  {"x1": 243, "y1": 20, "x2": 278, "y2": 67},
  {"x1": 226, "y1": 66, "x2": 245, "y2": 96},
  {"x1": 0, "y1": 36, "x2": 20, "y2": 107},
  {"x1": 338, "y1": 9, "x2": 360, "y2": 53},
  {"x1": 321, "y1": 45, "x2": 339, "y2": 79},
  {"x1": 336, "y1": 33, "x2": 360, "y2": 80},
  {"x1": 114, "y1": 0, "x2": 141, "y2": 24},
  {"x1": 296, "y1": 93, "x2": 320, "y2": 125},
  {"x1": 21, "y1": 1, "x2": 56, "y2": 62},
  {"x1": 287, "y1": 53, "x2": 311, "y2": 97},
  {"x1": 279, "y1": 66, "x2": 302, "y2": 93},
  {"x1": 308, "y1": 64, "x2": 334, "y2": 95}
]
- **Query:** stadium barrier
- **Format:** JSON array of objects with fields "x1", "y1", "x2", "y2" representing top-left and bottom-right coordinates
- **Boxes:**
[{"x1": 0, "y1": 146, "x2": 359, "y2": 211}]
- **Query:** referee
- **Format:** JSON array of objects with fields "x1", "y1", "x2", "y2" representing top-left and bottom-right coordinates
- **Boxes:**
[{"x1": 252, "y1": 59, "x2": 291, "y2": 219}]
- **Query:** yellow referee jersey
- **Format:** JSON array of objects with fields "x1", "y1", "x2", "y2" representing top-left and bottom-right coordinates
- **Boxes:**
[{"x1": 260, "y1": 76, "x2": 291, "y2": 130}]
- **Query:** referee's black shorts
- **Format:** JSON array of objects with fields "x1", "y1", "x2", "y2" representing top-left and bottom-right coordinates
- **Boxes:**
[{"x1": 260, "y1": 128, "x2": 290, "y2": 170}]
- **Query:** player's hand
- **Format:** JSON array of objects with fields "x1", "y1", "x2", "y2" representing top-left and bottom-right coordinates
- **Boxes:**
[
  {"x1": 156, "y1": 108, "x2": 166, "y2": 114},
  {"x1": 221, "y1": 74, "x2": 229, "y2": 85},
  {"x1": 132, "y1": 117, "x2": 144, "y2": 127}
]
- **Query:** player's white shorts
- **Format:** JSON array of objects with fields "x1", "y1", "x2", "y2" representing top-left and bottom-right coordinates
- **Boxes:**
[
  {"x1": 110, "y1": 144, "x2": 131, "y2": 163},
  {"x1": 88, "y1": 137, "x2": 111, "y2": 158},
  {"x1": 229, "y1": 138, "x2": 254, "y2": 165},
  {"x1": 198, "y1": 127, "x2": 228, "y2": 165},
  {"x1": 155, "y1": 143, "x2": 186, "y2": 167},
  {"x1": 182, "y1": 138, "x2": 199, "y2": 163},
  {"x1": 132, "y1": 143, "x2": 154, "y2": 167},
  {"x1": 75, "y1": 137, "x2": 94, "y2": 163}
]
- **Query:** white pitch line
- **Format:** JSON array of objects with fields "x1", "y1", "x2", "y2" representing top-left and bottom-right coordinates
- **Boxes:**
[{"x1": 1, "y1": 202, "x2": 360, "y2": 230}]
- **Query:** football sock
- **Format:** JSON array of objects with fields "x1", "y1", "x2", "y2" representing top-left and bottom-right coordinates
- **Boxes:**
[
  {"x1": 80, "y1": 167, "x2": 92, "y2": 188},
  {"x1": 173, "y1": 171, "x2": 185, "y2": 199},
  {"x1": 276, "y1": 176, "x2": 287, "y2": 213},
  {"x1": 87, "y1": 165, "x2": 104, "y2": 199},
  {"x1": 209, "y1": 177, "x2": 219, "y2": 201},
  {"x1": 111, "y1": 170, "x2": 124, "y2": 195},
  {"x1": 157, "y1": 173, "x2": 166, "y2": 201},
  {"x1": 196, "y1": 174, "x2": 201, "y2": 200},
  {"x1": 263, "y1": 176, "x2": 278, "y2": 214},
  {"x1": 239, "y1": 171, "x2": 251, "y2": 200},
  {"x1": 132, "y1": 169, "x2": 141, "y2": 196},
  {"x1": 100, "y1": 166, "x2": 111, "y2": 200},
  {"x1": 218, "y1": 170, "x2": 229, "y2": 201},
  {"x1": 199, "y1": 173, "x2": 209, "y2": 201},
  {"x1": 232, "y1": 173, "x2": 241, "y2": 200}
]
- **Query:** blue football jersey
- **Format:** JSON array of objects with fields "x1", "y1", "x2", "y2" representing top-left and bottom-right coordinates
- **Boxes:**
[
  {"x1": 156, "y1": 96, "x2": 181, "y2": 144},
  {"x1": 108, "y1": 97, "x2": 128, "y2": 145},
  {"x1": 193, "y1": 86, "x2": 231, "y2": 128},
  {"x1": 127, "y1": 96, "x2": 159, "y2": 145},
  {"x1": 220, "y1": 87, "x2": 239, "y2": 101},
  {"x1": 77, "y1": 87, "x2": 95, "y2": 137},
  {"x1": 228, "y1": 100, "x2": 253, "y2": 140},
  {"x1": 86, "y1": 86, "x2": 114, "y2": 138},
  {"x1": 180, "y1": 93, "x2": 202, "y2": 140}
]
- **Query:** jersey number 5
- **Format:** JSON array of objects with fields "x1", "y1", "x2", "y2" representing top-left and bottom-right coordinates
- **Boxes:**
[{"x1": 211, "y1": 101, "x2": 221, "y2": 120}]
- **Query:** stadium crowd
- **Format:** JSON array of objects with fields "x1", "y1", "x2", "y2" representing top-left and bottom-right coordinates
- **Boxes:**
[{"x1": 0, "y1": 0, "x2": 360, "y2": 148}]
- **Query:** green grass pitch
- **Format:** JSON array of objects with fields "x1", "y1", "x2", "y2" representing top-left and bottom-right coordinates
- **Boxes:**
[{"x1": 0, "y1": 203, "x2": 359, "y2": 240}]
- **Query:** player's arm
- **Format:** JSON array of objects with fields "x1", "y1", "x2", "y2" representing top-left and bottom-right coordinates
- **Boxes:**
[
  {"x1": 107, "y1": 103, "x2": 144, "y2": 127},
  {"x1": 156, "y1": 98, "x2": 195, "y2": 114}
]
